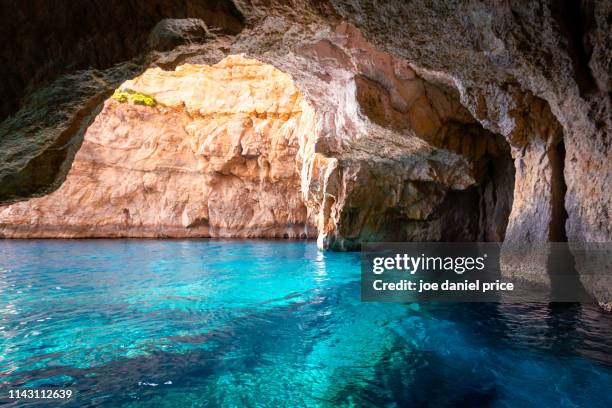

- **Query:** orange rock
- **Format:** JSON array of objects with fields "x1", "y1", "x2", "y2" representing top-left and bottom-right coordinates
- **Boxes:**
[{"x1": 0, "y1": 56, "x2": 317, "y2": 238}]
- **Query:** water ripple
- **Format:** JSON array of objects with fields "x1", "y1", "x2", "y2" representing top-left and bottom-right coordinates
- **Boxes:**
[{"x1": 0, "y1": 240, "x2": 611, "y2": 407}]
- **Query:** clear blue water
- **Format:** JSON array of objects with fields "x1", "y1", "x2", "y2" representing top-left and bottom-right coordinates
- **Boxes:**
[{"x1": 1, "y1": 240, "x2": 611, "y2": 407}]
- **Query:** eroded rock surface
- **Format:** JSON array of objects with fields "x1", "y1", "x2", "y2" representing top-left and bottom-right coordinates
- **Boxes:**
[
  {"x1": 0, "y1": 56, "x2": 316, "y2": 238},
  {"x1": 328, "y1": 0, "x2": 610, "y2": 307},
  {"x1": 0, "y1": 0, "x2": 244, "y2": 121},
  {"x1": 290, "y1": 24, "x2": 514, "y2": 250},
  {"x1": 0, "y1": 21, "x2": 514, "y2": 246}
]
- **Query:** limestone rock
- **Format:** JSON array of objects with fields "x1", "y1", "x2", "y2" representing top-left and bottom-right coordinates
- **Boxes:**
[
  {"x1": 148, "y1": 19, "x2": 210, "y2": 52},
  {"x1": 328, "y1": 0, "x2": 610, "y2": 307},
  {"x1": 0, "y1": 63, "x2": 143, "y2": 203},
  {"x1": 0, "y1": 20, "x2": 514, "y2": 247},
  {"x1": 0, "y1": 56, "x2": 316, "y2": 238}
]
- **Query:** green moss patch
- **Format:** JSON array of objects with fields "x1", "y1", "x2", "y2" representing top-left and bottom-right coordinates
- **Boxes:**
[{"x1": 111, "y1": 88, "x2": 157, "y2": 107}]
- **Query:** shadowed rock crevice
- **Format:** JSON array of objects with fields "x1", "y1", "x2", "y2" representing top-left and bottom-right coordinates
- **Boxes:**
[
  {"x1": 0, "y1": 100, "x2": 105, "y2": 203},
  {"x1": 549, "y1": 139, "x2": 569, "y2": 242},
  {"x1": 0, "y1": 65, "x2": 144, "y2": 204},
  {"x1": 321, "y1": 67, "x2": 516, "y2": 250},
  {"x1": 478, "y1": 137, "x2": 515, "y2": 242},
  {"x1": 546, "y1": 139, "x2": 590, "y2": 302},
  {"x1": 550, "y1": 0, "x2": 598, "y2": 97}
]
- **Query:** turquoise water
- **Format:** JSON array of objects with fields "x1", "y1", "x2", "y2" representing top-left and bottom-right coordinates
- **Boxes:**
[{"x1": 1, "y1": 240, "x2": 611, "y2": 407}]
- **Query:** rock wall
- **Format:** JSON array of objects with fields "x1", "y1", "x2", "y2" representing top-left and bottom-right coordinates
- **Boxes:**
[
  {"x1": 290, "y1": 23, "x2": 514, "y2": 250},
  {"x1": 0, "y1": 17, "x2": 514, "y2": 246},
  {"x1": 0, "y1": 56, "x2": 316, "y2": 238},
  {"x1": 0, "y1": 26, "x2": 513, "y2": 244},
  {"x1": 327, "y1": 0, "x2": 610, "y2": 307},
  {"x1": 329, "y1": 0, "x2": 610, "y2": 245}
]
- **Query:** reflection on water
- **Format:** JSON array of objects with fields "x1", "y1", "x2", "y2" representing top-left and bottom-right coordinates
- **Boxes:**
[{"x1": 0, "y1": 240, "x2": 611, "y2": 407}]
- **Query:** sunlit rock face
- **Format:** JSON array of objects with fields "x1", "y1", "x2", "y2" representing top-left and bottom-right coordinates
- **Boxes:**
[{"x1": 0, "y1": 56, "x2": 317, "y2": 238}]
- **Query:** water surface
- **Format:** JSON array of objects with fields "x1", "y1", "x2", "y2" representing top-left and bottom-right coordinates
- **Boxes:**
[{"x1": 1, "y1": 240, "x2": 611, "y2": 407}]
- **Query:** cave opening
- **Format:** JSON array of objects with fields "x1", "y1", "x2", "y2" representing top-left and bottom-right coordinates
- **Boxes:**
[
  {"x1": 0, "y1": 55, "x2": 319, "y2": 239},
  {"x1": 0, "y1": 45, "x2": 519, "y2": 248},
  {"x1": 434, "y1": 131, "x2": 516, "y2": 243},
  {"x1": 346, "y1": 71, "x2": 518, "y2": 246}
]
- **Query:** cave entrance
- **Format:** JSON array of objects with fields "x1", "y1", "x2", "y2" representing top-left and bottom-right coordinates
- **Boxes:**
[
  {"x1": 0, "y1": 55, "x2": 317, "y2": 239},
  {"x1": 347, "y1": 69, "x2": 517, "y2": 245},
  {"x1": 429, "y1": 131, "x2": 516, "y2": 243}
]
